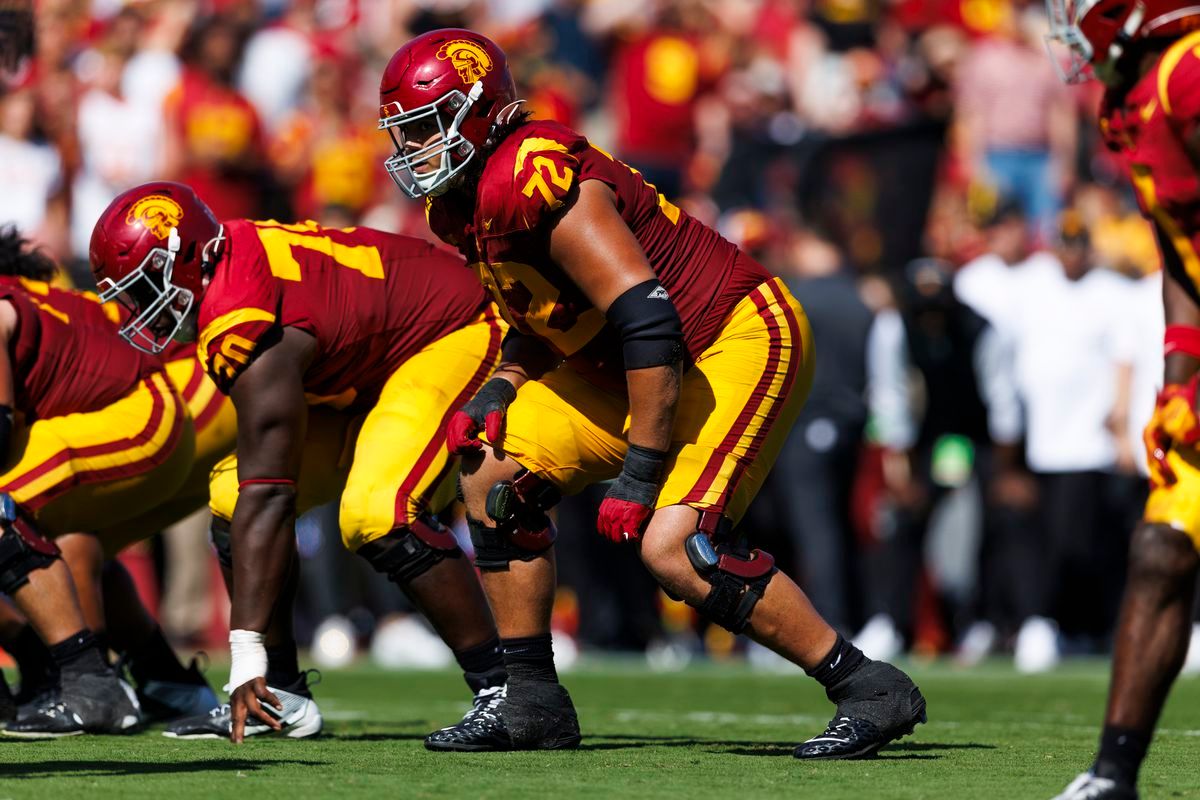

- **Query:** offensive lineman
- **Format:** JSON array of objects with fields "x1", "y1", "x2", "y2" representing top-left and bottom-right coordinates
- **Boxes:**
[
  {"x1": 0, "y1": 227, "x2": 195, "y2": 736},
  {"x1": 379, "y1": 29, "x2": 926, "y2": 757},
  {"x1": 1046, "y1": 1, "x2": 1200, "y2": 797},
  {"x1": 89, "y1": 182, "x2": 509, "y2": 742}
]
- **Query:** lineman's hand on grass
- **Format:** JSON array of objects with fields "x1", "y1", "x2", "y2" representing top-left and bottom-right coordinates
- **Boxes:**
[{"x1": 230, "y1": 677, "x2": 283, "y2": 744}]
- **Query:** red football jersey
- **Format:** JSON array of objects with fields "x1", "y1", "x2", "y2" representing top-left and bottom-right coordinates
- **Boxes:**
[
  {"x1": 0, "y1": 277, "x2": 160, "y2": 420},
  {"x1": 425, "y1": 120, "x2": 770, "y2": 388},
  {"x1": 196, "y1": 219, "x2": 488, "y2": 410},
  {"x1": 1101, "y1": 29, "x2": 1200, "y2": 305}
]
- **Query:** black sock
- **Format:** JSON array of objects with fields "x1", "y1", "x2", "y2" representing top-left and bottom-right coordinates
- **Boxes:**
[
  {"x1": 455, "y1": 636, "x2": 506, "y2": 693},
  {"x1": 5, "y1": 625, "x2": 57, "y2": 692},
  {"x1": 49, "y1": 629, "x2": 109, "y2": 678},
  {"x1": 1094, "y1": 726, "x2": 1151, "y2": 786},
  {"x1": 501, "y1": 634, "x2": 558, "y2": 683},
  {"x1": 805, "y1": 634, "x2": 867, "y2": 689},
  {"x1": 127, "y1": 626, "x2": 193, "y2": 687},
  {"x1": 266, "y1": 642, "x2": 301, "y2": 690}
]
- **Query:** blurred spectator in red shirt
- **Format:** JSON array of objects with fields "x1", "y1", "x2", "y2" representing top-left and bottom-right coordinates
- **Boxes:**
[
  {"x1": 163, "y1": 15, "x2": 267, "y2": 221},
  {"x1": 606, "y1": 4, "x2": 724, "y2": 199},
  {"x1": 271, "y1": 49, "x2": 381, "y2": 225}
]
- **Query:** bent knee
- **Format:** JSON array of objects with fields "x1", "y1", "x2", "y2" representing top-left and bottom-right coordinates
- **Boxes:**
[
  {"x1": 458, "y1": 450, "x2": 521, "y2": 519},
  {"x1": 1129, "y1": 522, "x2": 1200, "y2": 583},
  {"x1": 640, "y1": 538, "x2": 708, "y2": 605}
]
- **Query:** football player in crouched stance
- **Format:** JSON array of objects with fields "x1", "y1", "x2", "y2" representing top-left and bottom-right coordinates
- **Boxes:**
[
  {"x1": 90, "y1": 182, "x2": 510, "y2": 743},
  {"x1": 379, "y1": 29, "x2": 926, "y2": 757},
  {"x1": 1048, "y1": 1, "x2": 1200, "y2": 798},
  {"x1": 0, "y1": 227, "x2": 196, "y2": 736}
]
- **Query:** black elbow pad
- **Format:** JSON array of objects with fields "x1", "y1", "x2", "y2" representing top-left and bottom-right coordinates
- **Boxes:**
[{"x1": 606, "y1": 279, "x2": 684, "y2": 369}]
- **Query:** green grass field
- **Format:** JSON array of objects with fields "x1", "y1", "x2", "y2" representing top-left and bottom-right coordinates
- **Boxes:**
[{"x1": 2, "y1": 659, "x2": 1199, "y2": 799}]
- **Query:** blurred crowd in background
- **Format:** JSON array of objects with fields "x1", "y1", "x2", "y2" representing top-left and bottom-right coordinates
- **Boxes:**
[{"x1": 0, "y1": 0, "x2": 1183, "y2": 675}]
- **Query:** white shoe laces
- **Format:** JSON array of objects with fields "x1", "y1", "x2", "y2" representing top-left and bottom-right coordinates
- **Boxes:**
[{"x1": 462, "y1": 685, "x2": 506, "y2": 727}]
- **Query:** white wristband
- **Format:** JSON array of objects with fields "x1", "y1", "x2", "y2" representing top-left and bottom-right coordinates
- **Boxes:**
[{"x1": 227, "y1": 629, "x2": 268, "y2": 692}]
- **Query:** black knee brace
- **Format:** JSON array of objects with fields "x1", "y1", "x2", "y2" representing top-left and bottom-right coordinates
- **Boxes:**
[
  {"x1": 0, "y1": 494, "x2": 59, "y2": 595},
  {"x1": 210, "y1": 516, "x2": 233, "y2": 570},
  {"x1": 469, "y1": 469, "x2": 560, "y2": 569},
  {"x1": 357, "y1": 515, "x2": 462, "y2": 585},
  {"x1": 684, "y1": 511, "x2": 776, "y2": 634}
]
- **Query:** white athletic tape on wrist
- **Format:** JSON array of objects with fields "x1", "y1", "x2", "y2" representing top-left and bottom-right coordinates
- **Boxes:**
[{"x1": 227, "y1": 629, "x2": 268, "y2": 692}]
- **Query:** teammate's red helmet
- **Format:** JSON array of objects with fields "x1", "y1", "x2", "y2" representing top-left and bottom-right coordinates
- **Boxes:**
[
  {"x1": 89, "y1": 181, "x2": 224, "y2": 354},
  {"x1": 378, "y1": 28, "x2": 518, "y2": 198},
  {"x1": 1046, "y1": 0, "x2": 1200, "y2": 83}
]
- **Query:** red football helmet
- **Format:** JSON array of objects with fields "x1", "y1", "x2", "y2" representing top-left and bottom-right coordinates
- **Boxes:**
[
  {"x1": 378, "y1": 28, "x2": 518, "y2": 198},
  {"x1": 89, "y1": 181, "x2": 224, "y2": 354},
  {"x1": 1046, "y1": 0, "x2": 1200, "y2": 82}
]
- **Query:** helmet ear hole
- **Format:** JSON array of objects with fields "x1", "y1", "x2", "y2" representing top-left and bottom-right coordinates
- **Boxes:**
[{"x1": 183, "y1": 240, "x2": 197, "y2": 265}]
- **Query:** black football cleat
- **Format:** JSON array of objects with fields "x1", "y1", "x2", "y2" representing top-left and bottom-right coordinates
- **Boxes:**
[
  {"x1": 500, "y1": 677, "x2": 581, "y2": 750},
  {"x1": 794, "y1": 660, "x2": 926, "y2": 759},
  {"x1": 424, "y1": 685, "x2": 512, "y2": 751},
  {"x1": 135, "y1": 659, "x2": 219, "y2": 724},
  {"x1": 4, "y1": 671, "x2": 142, "y2": 738},
  {"x1": 425, "y1": 679, "x2": 582, "y2": 752},
  {"x1": 1051, "y1": 772, "x2": 1138, "y2": 800}
]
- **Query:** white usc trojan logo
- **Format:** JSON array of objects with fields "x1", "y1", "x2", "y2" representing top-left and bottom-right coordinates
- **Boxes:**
[
  {"x1": 437, "y1": 40, "x2": 493, "y2": 84},
  {"x1": 126, "y1": 194, "x2": 184, "y2": 240}
]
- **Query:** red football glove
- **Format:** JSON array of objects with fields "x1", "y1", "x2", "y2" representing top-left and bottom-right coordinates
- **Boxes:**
[
  {"x1": 597, "y1": 497, "x2": 655, "y2": 543},
  {"x1": 596, "y1": 444, "x2": 667, "y2": 543},
  {"x1": 446, "y1": 378, "x2": 517, "y2": 455},
  {"x1": 1144, "y1": 375, "x2": 1200, "y2": 487}
]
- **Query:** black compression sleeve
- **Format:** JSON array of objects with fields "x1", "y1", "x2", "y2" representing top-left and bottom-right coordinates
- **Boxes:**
[{"x1": 606, "y1": 279, "x2": 684, "y2": 369}]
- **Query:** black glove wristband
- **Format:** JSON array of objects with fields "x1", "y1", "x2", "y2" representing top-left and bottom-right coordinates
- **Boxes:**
[
  {"x1": 463, "y1": 377, "x2": 517, "y2": 423},
  {"x1": 621, "y1": 443, "x2": 668, "y2": 484}
]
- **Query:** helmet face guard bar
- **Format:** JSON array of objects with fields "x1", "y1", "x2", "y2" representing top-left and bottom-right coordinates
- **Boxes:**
[
  {"x1": 380, "y1": 82, "x2": 485, "y2": 199},
  {"x1": 1045, "y1": 0, "x2": 1096, "y2": 83},
  {"x1": 1045, "y1": 0, "x2": 1149, "y2": 84}
]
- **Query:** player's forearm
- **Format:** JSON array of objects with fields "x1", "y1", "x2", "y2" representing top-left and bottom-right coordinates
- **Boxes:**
[
  {"x1": 229, "y1": 486, "x2": 298, "y2": 634},
  {"x1": 625, "y1": 363, "x2": 681, "y2": 452}
]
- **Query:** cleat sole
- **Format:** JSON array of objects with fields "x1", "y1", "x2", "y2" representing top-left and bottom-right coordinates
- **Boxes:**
[{"x1": 3, "y1": 728, "x2": 85, "y2": 739}]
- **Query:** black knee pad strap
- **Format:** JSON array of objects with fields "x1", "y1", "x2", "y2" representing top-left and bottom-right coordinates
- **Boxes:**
[
  {"x1": 696, "y1": 569, "x2": 775, "y2": 634},
  {"x1": 210, "y1": 517, "x2": 233, "y2": 569},
  {"x1": 468, "y1": 517, "x2": 550, "y2": 570},
  {"x1": 685, "y1": 511, "x2": 777, "y2": 634},
  {"x1": 0, "y1": 497, "x2": 59, "y2": 595},
  {"x1": 358, "y1": 516, "x2": 462, "y2": 586}
]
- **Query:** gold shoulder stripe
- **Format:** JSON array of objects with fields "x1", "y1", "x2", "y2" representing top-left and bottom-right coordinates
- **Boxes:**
[
  {"x1": 196, "y1": 307, "x2": 276, "y2": 370},
  {"x1": 1157, "y1": 29, "x2": 1200, "y2": 116}
]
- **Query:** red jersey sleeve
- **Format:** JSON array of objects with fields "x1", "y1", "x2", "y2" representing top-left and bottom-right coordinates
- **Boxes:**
[
  {"x1": 196, "y1": 221, "x2": 282, "y2": 393},
  {"x1": 478, "y1": 122, "x2": 587, "y2": 236}
]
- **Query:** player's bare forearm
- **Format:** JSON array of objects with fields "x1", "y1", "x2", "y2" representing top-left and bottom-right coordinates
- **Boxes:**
[
  {"x1": 227, "y1": 327, "x2": 315, "y2": 633},
  {"x1": 625, "y1": 363, "x2": 681, "y2": 452},
  {"x1": 229, "y1": 487, "x2": 296, "y2": 632}
]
